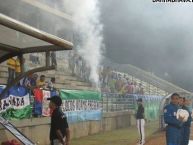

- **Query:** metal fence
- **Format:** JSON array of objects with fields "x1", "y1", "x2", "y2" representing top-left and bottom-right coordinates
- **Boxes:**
[
  {"x1": 102, "y1": 93, "x2": 136, "y2": 112},
  {"x1": 102, "y1": 92, "x2": 164, "y2": 121}
]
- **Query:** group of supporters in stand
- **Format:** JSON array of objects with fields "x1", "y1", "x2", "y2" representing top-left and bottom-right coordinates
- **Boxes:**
[
  {"x1": 7, "y1": 59, "x2": 56, "y2": 117},
  {"x1": 67, "y1": 52, "x2": 145, "y2": 95},
  {"x1": 22, "y1": 74, "x2": 57, "y2": 117},
  {"x1": 20, "y1": 74, "x2": 57, "y2": 117},
  {"x1": 68, "y1": 51, "x2": 91, "y2": 83},
  {"x1": 28, "y1": 51, "x2": 145, "y2": 97},
  {"x1": 7, "y1": 55, "x2": 58, "y2": 117},
  {"x1": 99, "y1": 66, "x2": 144, "y2": 95}
]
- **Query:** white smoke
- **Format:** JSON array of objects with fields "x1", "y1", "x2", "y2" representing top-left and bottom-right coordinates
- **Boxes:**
[{"x1": 63, "y1": 0, "x2": 105, "y2": 87}]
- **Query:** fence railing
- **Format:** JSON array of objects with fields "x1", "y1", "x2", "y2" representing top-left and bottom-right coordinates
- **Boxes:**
[
  {"x1": 102, "y1": 93, "x2": 135, "y2": 112},
  {"x1": 102, "y1": 92, "x2": 164, "y2": 121}
]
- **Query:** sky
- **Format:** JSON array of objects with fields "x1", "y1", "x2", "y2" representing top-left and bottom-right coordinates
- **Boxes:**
[{"x1": 99, "y1": 0, "x2": 193, "y2": 91}]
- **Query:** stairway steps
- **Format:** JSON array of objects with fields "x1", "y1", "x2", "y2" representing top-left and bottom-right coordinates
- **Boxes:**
[{"x1": 0, "y1": 63, "x2": 94, "y2": 91}]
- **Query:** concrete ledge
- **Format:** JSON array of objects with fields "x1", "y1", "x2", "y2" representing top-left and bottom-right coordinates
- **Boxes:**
[
  {"x1": 103, "y1": 111, "x2": 132, "y2": 118},
  {"x1": 0, "y1": 111, "x2": 134, "y2": 144}
]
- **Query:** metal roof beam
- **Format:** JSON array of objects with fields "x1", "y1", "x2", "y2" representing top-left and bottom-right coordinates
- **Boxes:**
[
  {"x1": 21, "y1": 45, "x2": 69, "y2": 53},
  {"x1": 0, "y1": 13, "x2": 73, "y2": 50},
  {"x1": 0, "y1": 52, "x2": 19, "y2": 63},
  {"x1": 0, "y1": 43, "x2": 21, "y2": 52}
]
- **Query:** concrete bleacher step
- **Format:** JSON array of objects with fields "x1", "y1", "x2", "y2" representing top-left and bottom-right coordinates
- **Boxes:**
[
  {"x1": 0, "y1": 71, "x2": 8, "y2": 78},
  {"x1": 0, "y1": 78, "x2": 7, "y2": 84},
  {"x1": 0, "y1": 65, "x2": 8, "y2": 72},
  {"x1": 56, "y1": 80, "x2": 91, "y2": 86},
  {"x1": 54, "y1": 83, "x2": 95, "y2": 91},
  {"x1": 45, "y1": 70, "x2": 73, "y2": 76},
  {"x1": 0, "y1": 63, "x2": 95, "y2": 91},
  {"x1": 40, "y1": 74, "x2": 86, "y2": 86},
  {"x1": 42, "y1": 71, "x2": 90, "y2": 84}
]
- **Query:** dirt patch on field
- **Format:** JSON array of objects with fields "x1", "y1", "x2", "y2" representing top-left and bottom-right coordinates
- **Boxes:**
[{"x1": 144, "y1": 131, "x2": 166, "y2": 145}]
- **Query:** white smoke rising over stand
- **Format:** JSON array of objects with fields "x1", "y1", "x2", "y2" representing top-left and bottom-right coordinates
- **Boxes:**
[{"x1": 63, "y1": 0, "x2": 104, "y2": 87}]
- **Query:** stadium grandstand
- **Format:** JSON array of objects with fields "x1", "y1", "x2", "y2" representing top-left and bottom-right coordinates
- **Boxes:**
[{"x1": 0, "y1": 0, "x2": 192, "y2": 145}]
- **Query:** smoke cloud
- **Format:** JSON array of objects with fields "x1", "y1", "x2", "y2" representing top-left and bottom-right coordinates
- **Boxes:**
[
  {"x1": 63, "y1": 0, "x2": 104, "y2": 87},
  {"x1": 100, "y1": 0, "x2": 193, "y2": 91},
  {"x1": 0, "y1": 0, "x2": 105, "y2": 88}
]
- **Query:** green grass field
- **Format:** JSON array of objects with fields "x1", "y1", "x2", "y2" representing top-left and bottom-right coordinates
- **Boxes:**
[{"x1": 71, "y1": 121, "x2": 159, "y2": 145}]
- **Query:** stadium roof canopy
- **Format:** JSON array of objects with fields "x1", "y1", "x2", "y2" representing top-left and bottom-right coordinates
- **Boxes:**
[
  {"x1": 0, "y1": 13, "x2": 73, "y2": 63},
  {"x1": 0, "y1": 13, "x2": 73, "y2": 99}
]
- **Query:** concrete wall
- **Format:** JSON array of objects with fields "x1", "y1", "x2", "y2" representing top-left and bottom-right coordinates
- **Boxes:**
[{"x1": 0, "y1": 111, "x2": 135, "y2": 145}]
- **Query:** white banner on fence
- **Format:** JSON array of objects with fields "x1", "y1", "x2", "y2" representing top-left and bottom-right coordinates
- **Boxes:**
[{"x1": 42, "y1": 90, "x2": 51, "y2": 116}]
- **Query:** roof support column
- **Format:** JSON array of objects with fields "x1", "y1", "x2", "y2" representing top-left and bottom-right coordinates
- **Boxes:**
[
  {"x1": 18, "y1": 54, "x2": 24, "y2": 73},
  {"x1": 46, "y1": 51, "x2": 50, "y2": 67}
]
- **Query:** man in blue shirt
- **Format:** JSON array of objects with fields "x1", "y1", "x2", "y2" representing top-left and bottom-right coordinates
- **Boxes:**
[
  {"x1": 181, "y1": 97, "x2": 192, "y2": 145},
  {"x1": 164, "y1": 93, "x2": 184, "y2": 145}
]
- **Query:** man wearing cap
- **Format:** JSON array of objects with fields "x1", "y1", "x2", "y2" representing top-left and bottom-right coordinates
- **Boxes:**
[
  {"x1": 48, "y1": 96, "x2": 70, "y2": 145},
  {"x1": 136, "y1": 98, "x2": 145, "y2": 145}
]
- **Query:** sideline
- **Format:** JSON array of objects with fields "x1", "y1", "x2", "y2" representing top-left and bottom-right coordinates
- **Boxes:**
[{"x1": 71, "y1": 121, "x2": 159, "y2": 145}]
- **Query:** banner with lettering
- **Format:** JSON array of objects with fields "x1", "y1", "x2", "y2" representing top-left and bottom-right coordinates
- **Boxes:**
[
  {"x1": 60, "y1": 90, "x2": 102, "y2": 123},
  {"x1": 0, "y1": 85, "x2": 32, "y2": 120}
]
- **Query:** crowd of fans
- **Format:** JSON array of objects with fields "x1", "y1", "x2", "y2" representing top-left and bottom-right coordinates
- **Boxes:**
[
  {"x1": 20, "y1": 74, "x2": 57, "y2": 117},
  {"x1": 7, "y1": 57, "x2": 57, "y2": 117},
  {"x1": 7, "y1": 56, "x2": 56, "y2": 92},
  {"x1": 99, "y1": 66, "x2": 144, "y2": 95},
  {"x1": 67, "y1": 52, "x2": 144, "y2": 96},
  {"x1": 29, "y1": 52, "x2": 56, "y2": 66},
  {"x1": 4, "y1": 52, "x2": 148, "y2": 121},
  {"x1": 28, "y1": 51, "x2": 145, "y2": 95},
  {"x1": 68, "y1": 51, "x2": 91, "y2": 83}
]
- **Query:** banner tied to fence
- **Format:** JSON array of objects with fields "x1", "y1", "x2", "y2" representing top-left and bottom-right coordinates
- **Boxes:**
[
  {"x1": 59, "y1": 89, "x2": 102, "y2": 123},
  {"x1": 0, "y1": 85, "x2": 32, "y2": 120}
]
